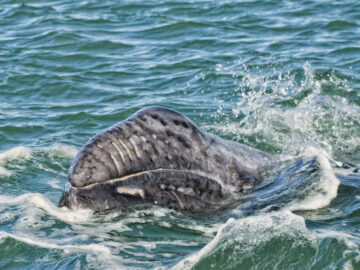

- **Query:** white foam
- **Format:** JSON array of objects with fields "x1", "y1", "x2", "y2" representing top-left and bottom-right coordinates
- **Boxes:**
[
  {"x1": 127, "y1": 206, "x2": 174, "y2": 219},
  {"x1": 0, "y1": 192, "x2": 219, "y2": 269},
  {"x1": 0, "y1": 193, "x2": 33, "y2": 205},
  {"x1": 286, "y1": 147, "x2": 340, "y2": 211},
  {"x1": 0, "y1": 146, "x2": 32, "y2": 177},
  {"x1": 173, "y1": 210, "x2": 308, "y2": 270},
  {"x1": 0, "y1": 167, "x2": 12, "y2": 177},
  {"x1": 315, "y1": 229, "x2": 360, "y2": 270},
  {"x1": 316, "y1": 229, "x2": 359, "y2": 250},
  {"x1": 47, "y1": 178, "x2": 62, "y2": 189},
  {"x1": 0, "y1": 231, "x2": 114, "y2": 262},
  {"x1": 29, "y1": 193, "x2": 94, "y2": 224},
  {"x1": 0, "y1": 193, "x2": 93, "y2": 225},
  {"x1": 0, "y1": 211, "x2": 17, "y2": 223},
  {"x1": 172, "y1": 220, "x2": 229, "y2": 270},
  {"x1": 207, "y1": 62, "x2": 360, "y2": 158},
  {"x1": 0, "y1": 146, "x2": 31, "y2": 162},
  {"x1": 45, "y1": 145, "x2": 78, "y2": 159}
]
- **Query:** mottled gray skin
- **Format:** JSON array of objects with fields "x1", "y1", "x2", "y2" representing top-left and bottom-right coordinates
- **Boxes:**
[{"x1": 59, "y1": 106, "x2": 273, "y2": 212}]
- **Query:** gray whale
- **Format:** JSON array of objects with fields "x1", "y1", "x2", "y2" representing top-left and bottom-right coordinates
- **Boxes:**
[{"x1": 59, "y1": 106, "x2": 273, "y2": 212}]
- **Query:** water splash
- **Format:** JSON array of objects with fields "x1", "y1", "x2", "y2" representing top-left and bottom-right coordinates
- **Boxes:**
[
  {"x1": 285, "y1": 147, "x2": 340, "y2": 211},
  {"x1": 207, "y1": 62, "x2": 360, "y2": 159}
]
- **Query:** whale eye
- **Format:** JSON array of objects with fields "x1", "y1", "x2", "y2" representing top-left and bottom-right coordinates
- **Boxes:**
[
  {"x1": 151, "y1": 114, "x2": 158, "y2": 119},
  {"x1": 173, "y1": 120, "x2": 180, "y2": 125}
]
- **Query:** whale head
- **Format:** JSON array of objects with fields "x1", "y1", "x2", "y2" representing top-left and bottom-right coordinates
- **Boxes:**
[{"x1": 60, "y1": 106, "x2": 272, "y2": 212}]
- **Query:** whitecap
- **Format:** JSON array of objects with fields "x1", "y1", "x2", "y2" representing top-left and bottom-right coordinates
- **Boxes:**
[
  {"x1": 46, "y1": 178, "x2": 62, "y2": 189},
  {"x1": 286, "y1": 147, "x2": 340, "y2": 211},
  {"x1": 0, "y1": 146, "x2": 32, "y2": 177},
  {"x1": 173, "y1": 210, "x2": 309, "y2": 270},
  {"x1": 0, "y1": 231, "x2": 123, "y2": 269},
  {"x1": 0, "y1": 193, "x2": 93, "y2": 225},
  {"x1": 44, "y1": 145, "x2": 78, "y2": 159}
]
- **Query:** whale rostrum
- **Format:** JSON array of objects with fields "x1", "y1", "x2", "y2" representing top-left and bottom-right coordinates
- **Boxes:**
[{"x1": 59, "y1": 106, "x2": 273, "y2": 212}]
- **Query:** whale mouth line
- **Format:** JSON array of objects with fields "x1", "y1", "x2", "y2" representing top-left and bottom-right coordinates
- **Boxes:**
[
  {"x1": 70, "y1": 168, "x2": 228, "y2": 191},
  {"x1": 61, "y1": 168, "x2": 233, "y2": 211}
]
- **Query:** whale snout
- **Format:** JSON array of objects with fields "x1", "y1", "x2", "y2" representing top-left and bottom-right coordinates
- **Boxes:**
[
  {"x1": 58, "y1": 182, "x2": 72, "y2": 208},
  {"x1": 68, "y1": 141, "x2": 115, "y2": 188}
]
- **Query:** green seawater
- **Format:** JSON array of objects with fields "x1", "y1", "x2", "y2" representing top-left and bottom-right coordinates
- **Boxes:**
[{"x1": 0, "y1": 0, "x2": 360, "y2": 269}]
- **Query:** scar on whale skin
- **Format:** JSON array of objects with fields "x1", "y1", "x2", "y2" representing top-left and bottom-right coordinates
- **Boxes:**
[{"x1": 59, "y1": 106, "x2": 273, "y2": 212}]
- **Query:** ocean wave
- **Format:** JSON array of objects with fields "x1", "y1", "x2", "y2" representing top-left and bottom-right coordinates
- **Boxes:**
[
  {"x1": 0, "y1": 146, "x2": 31, "y2": 177},
  {"x1": 44, "y1": 145, "x2": 78, "y2": 159},
  {"x1": 174, "y1": 210, "x2": 360, "y2": 270},
  {"x1": 0, "y1": 145, "x2": 77, "y2": 179},
  {"x1": 285, "y1": 147, "x2": 340, "y2": 211},
  {"x1": 173, "y1": 211, "x2": 310, "y2": 270}
]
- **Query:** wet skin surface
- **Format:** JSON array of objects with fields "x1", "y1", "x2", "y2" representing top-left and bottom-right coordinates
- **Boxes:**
[{"x1": 60, "y1": 106, "x2": 273, "y2": 211}]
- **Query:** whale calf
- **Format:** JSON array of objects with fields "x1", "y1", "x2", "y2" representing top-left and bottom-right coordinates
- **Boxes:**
[{"x1": 59, "y1": 106, "x2": 273, "y2": 212}]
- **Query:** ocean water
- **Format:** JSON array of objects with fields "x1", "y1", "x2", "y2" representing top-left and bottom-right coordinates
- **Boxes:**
[{"x1": 1, "y1": 0, "x2": 360, "y2": 269}]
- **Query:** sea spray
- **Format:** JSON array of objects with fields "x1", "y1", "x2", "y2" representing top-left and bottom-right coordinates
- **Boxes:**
[{"x1": 286, "y1": 147, "x2": 340, "y2": 211}]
